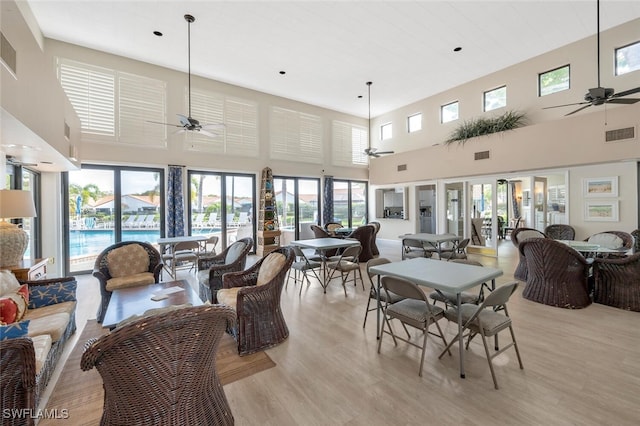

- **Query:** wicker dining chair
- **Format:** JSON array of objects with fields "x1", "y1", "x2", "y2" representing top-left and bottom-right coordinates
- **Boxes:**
[
  {"x1": 81, "y1": 305, "x2": 236, "y2": 426},
  {"x1": 519, "y1": 238, "x2": 591, "y2": 308},
  {"x1": 511, "y1": 227, "x2": 548, "y2": 281},
  {"x1": 593, "y1": 252, "x2": 640, "y2": 312},
  {"x1": 217, "y1": 247, "x2": 295, "y2": 355},
  {"x1": 198, "y1": 237, "x2": 253, "y2": 303},
  {"x1": 367, "y1": 221, "x2": 381, "y2": 256},
  {"x1": 345, "y1": 225, "x2": 376, "y2": 262},
  {"x1": 544, "y1": 224, "x2": 576, "y2": 240}
]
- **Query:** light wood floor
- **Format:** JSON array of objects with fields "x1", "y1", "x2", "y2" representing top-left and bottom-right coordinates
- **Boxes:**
[{"x1": 40, "y1": 239, "x2": 640, "y2": 425}]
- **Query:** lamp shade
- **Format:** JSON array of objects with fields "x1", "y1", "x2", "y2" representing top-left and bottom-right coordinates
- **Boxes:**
[
  {"x1": 0, "y1": 190, "x2": 37, "y2": 267},
  {"x1": 0, "y1": 189, "x2": 37, "y2": 219}
]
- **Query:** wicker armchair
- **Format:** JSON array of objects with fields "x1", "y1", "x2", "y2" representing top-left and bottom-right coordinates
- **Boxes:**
[
  {"x1": 217, "y1": 247, "x2": 295, "y2": 355},
  {"x1": 593, "y1": 253, "x2": 640, "y2": 311},
  {"x1": 1, "y1": 338, "x2": 36, "y2": 426},
  {"x1": 585, "y1": 231, "x2": 634, "y2": 250},
  {"x1": 368, "y1": 221, "x2": 381, "y2": 256},
  {"x1": 198, "y1": 237, "x2": 253, "y2": 303},
  {"x1": 519, "y1": 238, "x2": 591, "y2": 309},
  {"x1": 511, "y1": 227, "x2": 548, "y2": 281},
  {"x1": 631, "y1": 229, "x2": 640, "y2": 252},
  {"x1": 346, "y1": 224, "x2": 376, "y2": 263},
  {"x1": 310, "y1": 224, "x2": 338, "y2": 257},
  {"x1": 81, "y1": 305, "x2": 236, "y2": 426},
  {"x1": 93, "y1": 241, "x2": 162, "y2": 323},
  {"x1": 544, "y1": 224, "x2": 576, "y2": 240}
]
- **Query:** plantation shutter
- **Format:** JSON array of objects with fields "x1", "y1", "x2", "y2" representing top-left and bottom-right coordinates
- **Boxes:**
[
  {"x1": 225, "y1": 97, "x2": 258, "y2": 157},
  {"x1": 270, "y1": 107, "x2": 322, "y2": 164},
  {"x1": 118, "y1": 72, "x2": 166, "y2": 146},
  {"x1": 57, "y1": 58, "x2": 115, "y2": 138},
  {"x1": 332, "y1": 121, "x2": 368, "y2": 166}
]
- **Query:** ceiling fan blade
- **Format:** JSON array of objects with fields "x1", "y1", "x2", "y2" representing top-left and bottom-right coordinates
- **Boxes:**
[
  {"x1": 177, "y1": 114, "x2": 191, "y2": 127},
  {"x1": 201, "y1": 123, "x2": 225, "y2": 131},
  {"x1": 612, "y1": 87, "x2": 640, "y2": 98},
  {"x1": 606, "y1": 98, "x2": 640, "y2": 105},
  {"x1": 146, "y1": 120, "x2": 182, "y2": 127},
  {"x1": 197, "y1": 129, "x2": 217, "y2": 137},
  {"x1": 565, "y1": 104, "x2": 592, "y2": 116},
  {"x1": 376, "y1": 150, "x2": 395, "y2": 155},
  {"x1": 543, "y1": 101, "x2": 590, "y2": 110}
]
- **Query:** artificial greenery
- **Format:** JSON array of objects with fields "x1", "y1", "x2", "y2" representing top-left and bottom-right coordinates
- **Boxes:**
[{"x1": 445, "y1": 110, "x2": 527, "y2": 145}]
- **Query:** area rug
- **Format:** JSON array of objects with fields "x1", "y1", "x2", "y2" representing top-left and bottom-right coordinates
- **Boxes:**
[{"x1": 40, "y1": 319, "x2": 275, "y2": 425}]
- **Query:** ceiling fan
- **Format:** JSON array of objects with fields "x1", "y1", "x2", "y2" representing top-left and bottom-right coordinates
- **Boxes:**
[
  {"x1": 148, "y1": 14, "x2": 224, "y2": 137},
  {"x1": 364, "y1": 81, "x2": 394, "y2": 158},
  {"x1": 543, "y1": 0, "x2": 640, "y2": 116}
]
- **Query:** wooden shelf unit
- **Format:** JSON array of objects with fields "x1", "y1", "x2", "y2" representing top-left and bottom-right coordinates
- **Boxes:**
[{"x1": 256, "y1": 167, "x2": 281, "y2": 257}]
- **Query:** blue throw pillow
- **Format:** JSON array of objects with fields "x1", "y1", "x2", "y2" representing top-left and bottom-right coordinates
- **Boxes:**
[
  {"x1": 28, "y1": 280, "x2": 77, "y2": 309},
  {"x1": 0, "y1": 320, "x2": 30, "y2": 340}
]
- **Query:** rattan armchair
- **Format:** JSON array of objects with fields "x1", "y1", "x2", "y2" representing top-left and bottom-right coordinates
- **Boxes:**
[
  {"x1": 93, "y1": 241, "x2": 162, "y2": 323},
  {"x1": 593, "y1": 252, "x2": 640, "y2": 311},
  {"x1": 519, "y1": 238, "x2": 591, "y2": 308},
  {"x1": 1, "y1": 337, "x2": 36, "y2": 426},
  {"x1": 198, "y1": 237, "x2": 253, "y2": 303},
  {"x1": 511, "y1": 227, "x2": 548, "y2": 281},
  {"x1": 544, "y1": 224, "x2": 576, "y2": 240},
  {"x1": 368, "y1": 221, "x2": 381, "y2": 256},
  {"x1": 81, "y1": 305, "x2": 236, "y2": 426},
  {"x1": 346, "y1": 225, "x2": 376, "y2": 262},
  {"x1": 218, "y1": 247, "x2": 295, "y2": 355}
]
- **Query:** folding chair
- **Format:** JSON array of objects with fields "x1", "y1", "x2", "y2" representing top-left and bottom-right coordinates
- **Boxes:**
[
  {"x1": 287, "y1": 245, "x2": 322, "y2": 295},
  {"x1": 377, "y1": 276, "x2": 450, "y2": 377},
  {"x1": 325, "y1": 245, "x2": 363, "y2": 296},
  {"x1": 438, "y1": 281, "x2": 524, "y2": 389}
]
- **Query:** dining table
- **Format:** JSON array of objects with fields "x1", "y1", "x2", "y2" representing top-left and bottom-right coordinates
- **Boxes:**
[
  {"x1": 290, "y1": 237, "x2": 361, "y2": 292},
  {"x1": 399, "y1": 233, "x2": 460, "y2": 259},
  {"x1": 157, "y1": 235, "x2": 209, "y2": 277},
  {"x1": 369, "y1": 257, "x2": 503, "y2": 378},
  {"x1": 558, "y1": 240, "x2": 630, "y2": 257}
]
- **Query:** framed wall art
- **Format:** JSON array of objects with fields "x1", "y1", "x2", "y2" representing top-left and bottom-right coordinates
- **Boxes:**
[
  {"x1": 584, "y1": 200, "x2": 619, "y2": 221},
  {"x1": 583, "y1": 176, "x2": 618, "y2": 197}
]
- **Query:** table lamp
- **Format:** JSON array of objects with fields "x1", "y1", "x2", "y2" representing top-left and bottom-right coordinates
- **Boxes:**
[{"x1": 0, "y1": 189, "x2": 37, "y2": 267}]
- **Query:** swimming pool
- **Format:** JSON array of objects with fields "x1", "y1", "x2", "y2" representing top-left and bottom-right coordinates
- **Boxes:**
[{"x1": 69, "y1": 229, "x2": 218, "y2": 258}]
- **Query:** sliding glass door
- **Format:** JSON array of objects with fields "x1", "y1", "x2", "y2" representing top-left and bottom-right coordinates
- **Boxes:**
[
  {"x1": 67, "y1": 165, "x2": 164, "y2": 274},
  {"x1": 273, "y1": 176, "x2": 320, "y2": 243}
]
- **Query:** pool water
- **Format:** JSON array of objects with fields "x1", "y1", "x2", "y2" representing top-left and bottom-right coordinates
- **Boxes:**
[{"x1": 69, "y1": 229, "x2": 218, "y2": 258}]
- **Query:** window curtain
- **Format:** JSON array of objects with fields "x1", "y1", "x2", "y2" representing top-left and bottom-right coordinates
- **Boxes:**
[
  {"x1": 322, "y1": 175, "x2": 334, "y2": 225},
  {"x1": 167, "y1": 166, "x2": 185, "y2": 237},
  {"x1": 510, "y1": 181, "x2": 520, "y2": 220}
]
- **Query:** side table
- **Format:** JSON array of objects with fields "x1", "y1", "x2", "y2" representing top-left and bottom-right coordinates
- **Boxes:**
[{"x1": 2, "y1": 258, "x2": 49, "y2": 281}]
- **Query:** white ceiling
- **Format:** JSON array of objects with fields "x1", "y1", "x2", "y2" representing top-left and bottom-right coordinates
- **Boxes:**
[{"x1": 24, "y1": 1, "x2": 640, "y2": 118}]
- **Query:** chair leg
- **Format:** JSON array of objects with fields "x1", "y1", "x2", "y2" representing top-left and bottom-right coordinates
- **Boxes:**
[
  {"x1": 418, "y1": 321, "x2": 429, "y2": 377},
  {"x1": 480, "y1": 330, "x2": 499, "y2": 390},
  {"x1": 434, "y1": 321, "x2": 451, "y2": 356},
  {"x1": 509, "y1": 325, "x2": 524, "y2": 369},
  {"x1": 363, "y1": 293, "x2": 373, "y2": 328}
]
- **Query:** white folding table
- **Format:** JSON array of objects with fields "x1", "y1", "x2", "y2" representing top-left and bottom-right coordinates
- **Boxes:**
[
  {"x1": 399, "y1": 233, "x2": 460, "y2": 259},
  {"x1": 369, "y1": 257, "x2": 503, "y2": 378}
]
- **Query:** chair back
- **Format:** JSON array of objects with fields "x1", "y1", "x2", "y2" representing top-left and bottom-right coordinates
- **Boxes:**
[
  {"x1": 587, "y1": 231, "x2": 633, "y2": 250},
  {"x1": 324, "y1": 222, "x2": 342, "y2": 236},
  {"x1": 174, "y1": 240, "x2": 200, "y2": 252},
  {"x1": 310, "y1": 224, "x2": 330, "y2": 238},
  {"x1": 366, "y1": 257, "x2": 390, "y2": 288},
  {"x1": 478, "y1": 281, "x2": 518, "y2": 310},
  {"x1": 346, "y1": 225, "x2": 375, "y2": 262},
  {"x1": 457, "y1": 238, "x2": 470, "y2": 251},
  {"x1": 450, "y1": 259, "x2": 482, "y2": 267},
  {"x1": 81, "y1": 305, "x2": 236, "y2": 425},
  {"x1": 544, "y1": 224, "x2": 575, "y2": 240},
  {"x1": 339, "y1": 244, "x2": 362, "y2": 262},
  {"x1": 380, "y1": 275, "x2": 427, "y2": 303}
]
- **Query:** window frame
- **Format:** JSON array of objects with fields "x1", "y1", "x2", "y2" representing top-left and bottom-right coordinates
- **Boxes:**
[
  {"x1": 441, "y1": 101, "x2": 459, "y2": 124},
  {"x1": 407, "y1": 113, "x2": 422, "y2": 133},
  {"x1": 483, "y1": 85, "x2": 507, "y2": 112},
  {"x1": 380, "y1": 122, "x2": 393, "y2": 141},
  {"x1": 615, "y1": 40, "x2": 640, "y2": 76},
  {"x1": 538, "y1": 64, "x2": 570, "y2": 97}
]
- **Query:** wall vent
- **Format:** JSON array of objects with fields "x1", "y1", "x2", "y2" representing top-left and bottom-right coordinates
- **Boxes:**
[
  {"x1": 605, "y1": 126, "x2": 635, "y2": 143},
  {"x1": 474, "y1": 150, "x2": 490, "y2": 160},
  {"x1": 397, "y1": 164, "x2": 407, "y2": 172},
  {"x1": 0, "y1": 31, "x2": 17, "y2": 77}
]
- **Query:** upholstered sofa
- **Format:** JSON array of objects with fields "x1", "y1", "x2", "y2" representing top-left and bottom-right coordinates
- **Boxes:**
[{"x1": 0, "y1": 272, "x2": 77, "y2": 419}]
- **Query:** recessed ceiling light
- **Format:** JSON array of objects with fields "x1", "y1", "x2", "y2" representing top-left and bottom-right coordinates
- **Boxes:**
[
  {"x1": 279, "y1": 71, "x2": 286, "y2": 75},
  {"x1": 357, "y1": 95, "x2": 363, "y2": 99},
  {"x1": 453, "y1": 47, "x2": 462, "y2": 52},
  {"x1": 153, "y1": 31, "x2": 163, "y2": 37}
]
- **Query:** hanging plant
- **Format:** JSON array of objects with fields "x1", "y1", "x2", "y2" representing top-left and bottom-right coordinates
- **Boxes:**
[{"x1": 444, "y1": 110, "x2": 527, "y2": 145}]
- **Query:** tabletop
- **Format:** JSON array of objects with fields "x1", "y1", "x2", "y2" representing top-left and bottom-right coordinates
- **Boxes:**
[
  {"x1": 291, "y1": 237, "x2": 360, "y2": 251},
  {"x1": 157, "y1": 235, "x2": 208, "y2": 245},
  {"x1": 399, "y1": 233, "x2": 460, "y2": 244},
  {"x1": 558, "y1": 240, "x2": 630, "y2": 255},
  {"x1": 102, "y1": 280, "x2": 203, "y2": 328},
  {"x1": 369, "y1": 257, "x2": 503, "y2": 293}
]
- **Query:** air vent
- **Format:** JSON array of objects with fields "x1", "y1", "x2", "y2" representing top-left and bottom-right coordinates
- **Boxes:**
[
  {"x1": 605, "y1": 127, "x2": 635, "y2": 143},
  {"x1": 0, "y1": 31, "x2": 17, "y2": 77},
  {"x1": 397, "y1": 164, "x2": 407, "y2": 172},
  {"x1": 474, "y1": 150, "x2": 490, "y2": 160}
]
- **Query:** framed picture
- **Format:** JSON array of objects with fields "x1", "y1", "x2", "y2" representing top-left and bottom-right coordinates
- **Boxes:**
[
  {"x1": 584, "y1": 200, "x2": 619, "y2": 221},
  {"x1": 583, "y1": 177, "x2": 618, "y2": 197}
]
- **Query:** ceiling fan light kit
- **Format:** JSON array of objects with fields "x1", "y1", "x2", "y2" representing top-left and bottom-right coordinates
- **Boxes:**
[{"x1": 543, "y1": 0, "x2": 640, "y2": 116}]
